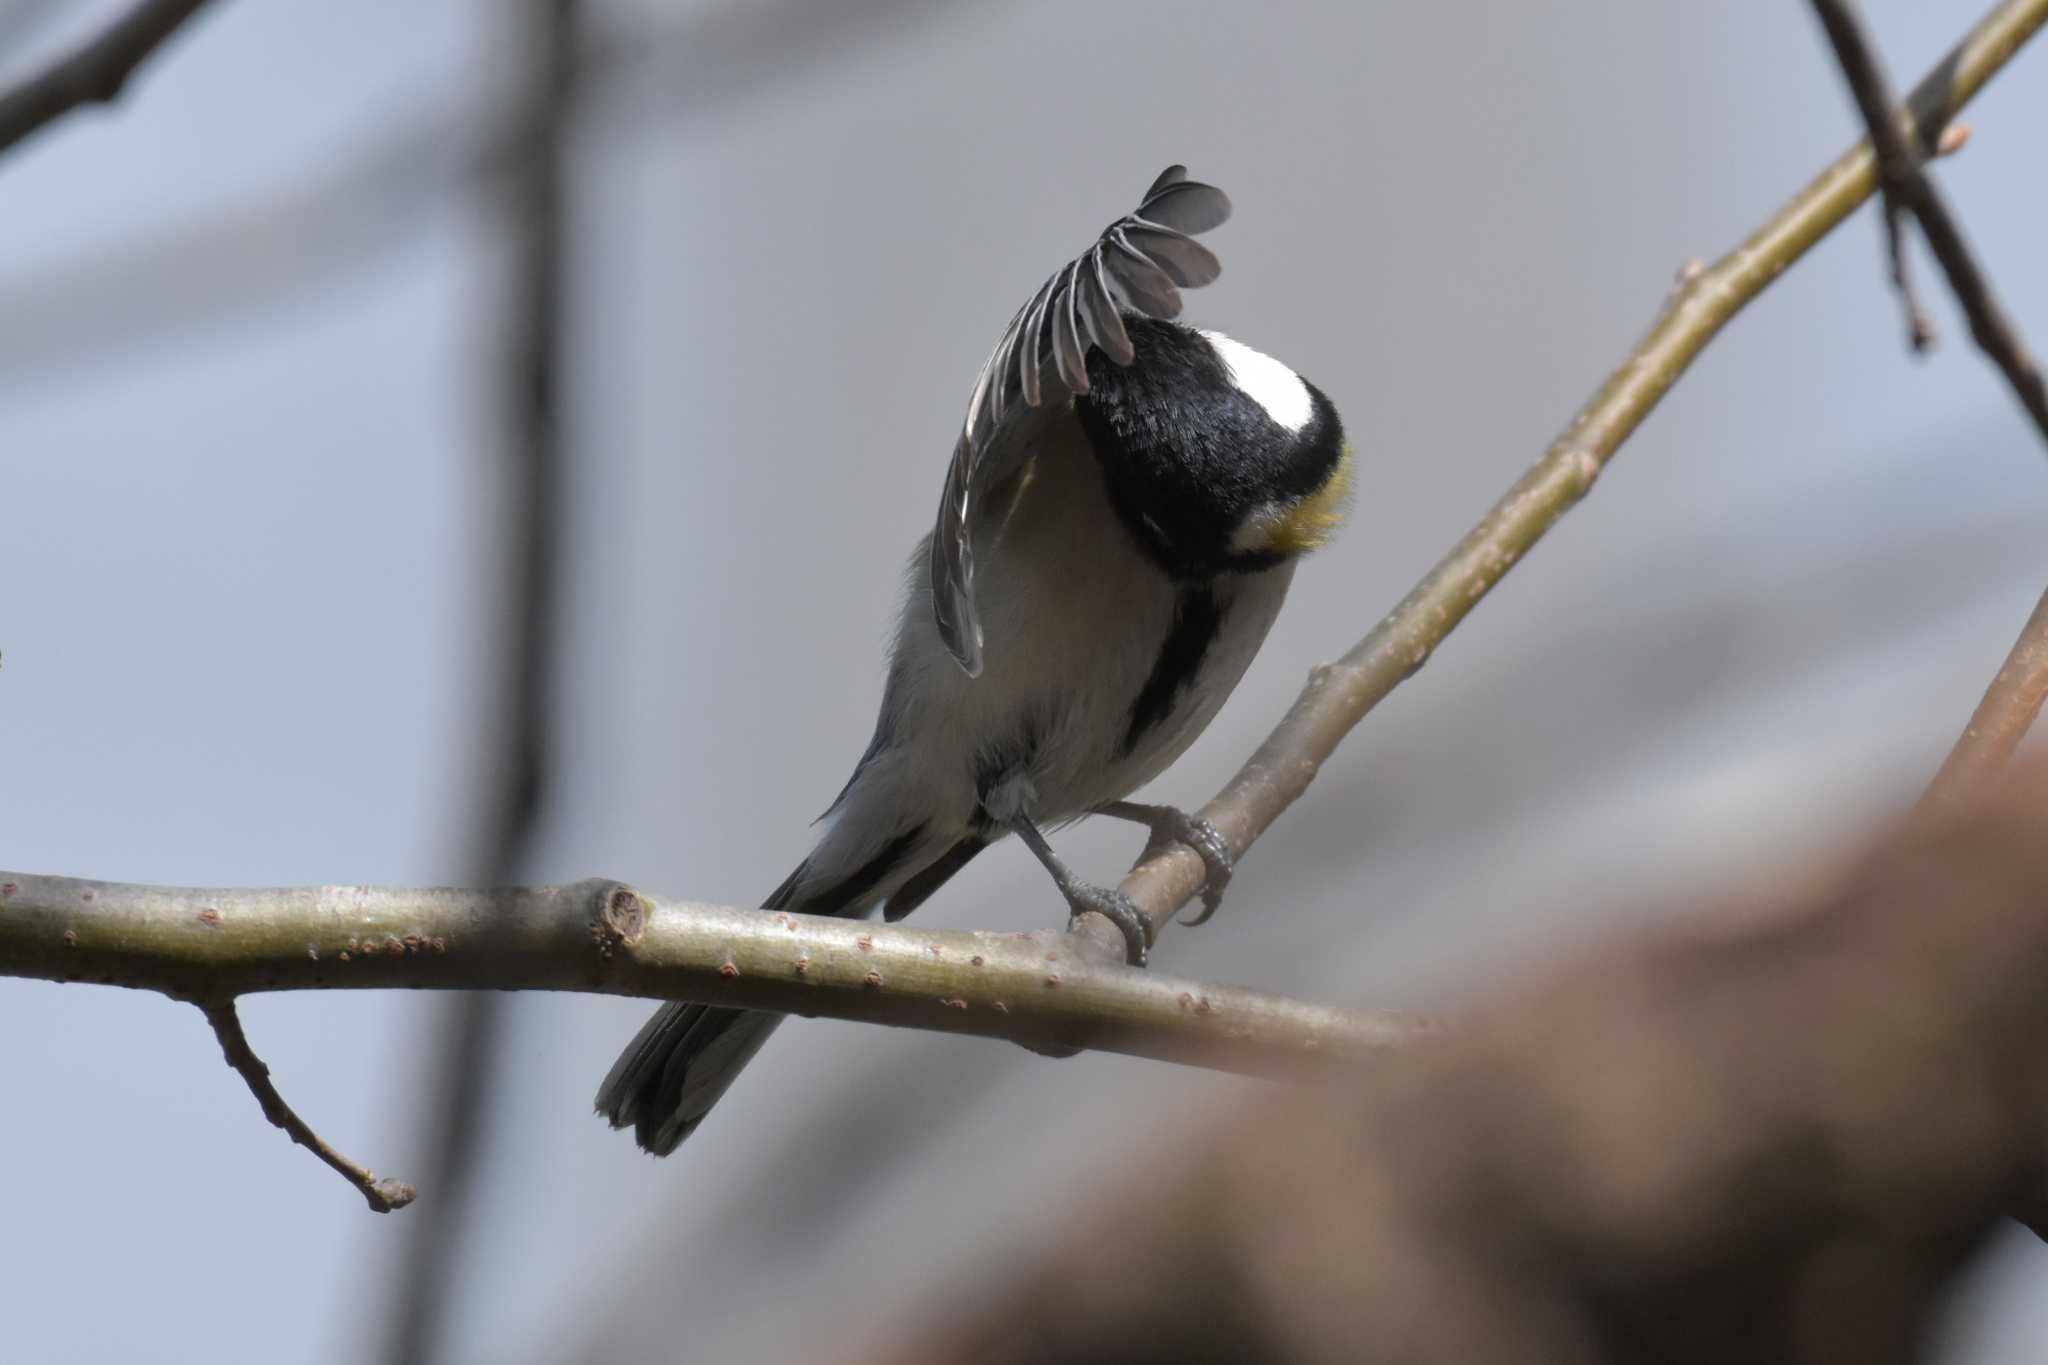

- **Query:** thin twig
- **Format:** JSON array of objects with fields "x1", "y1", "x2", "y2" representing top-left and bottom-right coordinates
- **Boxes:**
[
  {"x1": 1811, "y1": 0, "x2": 1937, "y2": 350},
  {"x1": 1918, "y1": 587, "x2": 2048, "y2": 816},
  {"x1": 1088, "y1": 0, "x2": 2048, "y2": 958},
  {"x1": 0, "y1": 0, "x2": 971, "y2": 390},
  {"x1": 0, "y1": 874, "x2": 1423, "y2": 1073},
  {"x1": 0, "y1": 0, "x2": 214, "y2": 158},
  {"x1": 199, "y1": 998, "x2": 415, "y2": 1213},
  {"x1": 1810, "y1": 0, "x2": 2048, "y2": 437},
  {"x1": 1805, "y1": 2, "x2": 2048, "y2": 813}
]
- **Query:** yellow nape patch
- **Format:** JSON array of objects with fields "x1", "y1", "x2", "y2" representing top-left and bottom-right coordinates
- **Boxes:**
[{"x1": 1253, "y1": 440, "x2": 1354, "y2": 557}]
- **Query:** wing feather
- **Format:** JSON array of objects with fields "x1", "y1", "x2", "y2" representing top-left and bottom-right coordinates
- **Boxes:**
[{"x1": 927, "y1": 166, "x2": 1233, "y2": 674}]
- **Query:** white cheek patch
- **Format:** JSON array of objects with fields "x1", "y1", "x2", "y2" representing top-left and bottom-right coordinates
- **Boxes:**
[{"x1": 1201, "y1": 330, "x2": 1312, "y2": 433}]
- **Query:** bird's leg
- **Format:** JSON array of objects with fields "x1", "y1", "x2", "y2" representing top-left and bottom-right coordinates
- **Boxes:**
[
  {"x1": 1095, "y1": 801, "x2": 1234, "y2": 927},
  {"x1": 1008, "y1": 813, "x2": 1154, "y2": 967}
]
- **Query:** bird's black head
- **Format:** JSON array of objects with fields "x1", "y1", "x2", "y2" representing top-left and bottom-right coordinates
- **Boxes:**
[{"x1": 1074, "y1": 317, "x2": 1350, "y2": 582}]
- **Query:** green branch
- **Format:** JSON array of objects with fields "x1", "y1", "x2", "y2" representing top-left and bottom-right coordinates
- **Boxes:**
[{"x1": 0, "y1": 871, "x2": 1418, "y2": 1069}]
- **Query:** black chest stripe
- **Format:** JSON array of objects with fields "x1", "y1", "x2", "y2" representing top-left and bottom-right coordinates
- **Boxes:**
[{"x1": 1121, "y1": 586, "x2": 1222, "y2": 757}]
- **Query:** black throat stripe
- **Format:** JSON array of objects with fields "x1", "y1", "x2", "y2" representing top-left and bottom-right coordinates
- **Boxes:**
[{"x1": 1121, "y1": 586, "x2": 1222, "y2": 757}]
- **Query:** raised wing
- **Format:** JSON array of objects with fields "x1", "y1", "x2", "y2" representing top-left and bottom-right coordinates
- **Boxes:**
[{"x1": 929, "y1": 165, "x2": 1232, "y2": 675}]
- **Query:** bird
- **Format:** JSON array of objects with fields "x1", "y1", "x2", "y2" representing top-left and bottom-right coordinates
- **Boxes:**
[{"x1": 596, "y1": 166, "x2": 1352, "y2": 1156}]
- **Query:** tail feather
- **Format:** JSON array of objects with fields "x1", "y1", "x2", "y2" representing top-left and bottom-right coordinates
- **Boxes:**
[
  {"x1": 883, "y1": 836, "x2": 986, "y2": 922},
  {"x1": 596, "y1": 826, "x2": 980, "y2": 1155},
  {"x1": 594, "y1": 861, "x2": 809, "y2": 1156},
  {"x1": 597, "y1": 1003, "x2": 784, "y2": 1155}
]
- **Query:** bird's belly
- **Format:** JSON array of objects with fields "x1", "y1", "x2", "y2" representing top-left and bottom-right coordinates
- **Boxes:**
[
  {"x1": 964, "y1": 558, "x2": 1296, "y2": 822},
  {"x1": 1065, "y1": 562, "x2": 1294, "y2": 811},
  {"x1": 872, "y1": 414, "x2": 1298, "y2": 838}
]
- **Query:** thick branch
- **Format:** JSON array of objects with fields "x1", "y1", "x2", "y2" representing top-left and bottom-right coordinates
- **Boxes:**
[
  {"x1": 0, "y1": 873, "x2": 1418, "y2": 1073},
  {"x1": 883, "y1": 757, "x2": 2048, "y2": 1365},
  {"x1": 0, "y1": 0, "x2": 214, "y2": 158},
  {"x1": 1810, "y1": 0, "x2": 2048, "y2": 437},
  {"x1": 200, "y1": 999, "x2": 415, "y2": 1212},
  {"x1": 1096, "y1": 0, "x2": 2048, "y2": 957},
  {"x1": 1920, "y1": 585, "x2": 2048, "y2": 815}
]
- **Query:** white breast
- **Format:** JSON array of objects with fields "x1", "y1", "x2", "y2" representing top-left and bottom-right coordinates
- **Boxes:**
[{"x1": 832, "y1": 409, "x2": 1293, "y2": 851}]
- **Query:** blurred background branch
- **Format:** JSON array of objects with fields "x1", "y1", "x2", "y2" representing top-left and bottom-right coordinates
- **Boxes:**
[
  {"x1": 379, "y1": 1, "x2": 576, "y2": 1362},
  {"x1": 0, "y1": 0, "x2": 962, "y2": 390},
  {"x1": 882, "y1": 755, "x2": 2048, "y2": 1365},
  {"x1": 0, "y1": 0, "x2": 213, "y2": 156},
  {"x1": 1922, "y1": 588, "x2": 2048, "y2": 815}
]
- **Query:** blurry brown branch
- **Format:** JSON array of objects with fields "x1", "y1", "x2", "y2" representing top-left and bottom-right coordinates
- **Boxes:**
[
  {"x1": 0, "y1": 0, "x2": 213, "y2": 158},
  {"x1": 381, "y1": 0, "x2": 576, "y2": 1359},
  {"x1": 885, "y1": 757, "x2": 2048, "y2": 1365},
  {"x1": 200, "y1": 999, "x2": 415, "y2": 1213},
  {"x1": 1078, "y1": 0, "x2": 2048, "y2": 965},
  {"x1": 1810, "y1": 0, "x2": 2048, "y2": 435},
  {"x1": 1921, "y1": 586, "x2": 2048, "y2": 815}
]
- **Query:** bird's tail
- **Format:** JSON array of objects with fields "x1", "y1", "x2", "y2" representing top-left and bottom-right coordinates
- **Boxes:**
[
  {"x1": 593, "y1": 833, "x2": 987, "y2": 1155},
  {"x1": 594, "y1": 999, "x2": 784, "y2": 1157},
  {"x1": 593, "y1": 862, "x2": 809, "y2": 1156}
]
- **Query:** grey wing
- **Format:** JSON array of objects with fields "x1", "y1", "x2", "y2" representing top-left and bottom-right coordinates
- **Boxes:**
[{"x1": 928, "y1": 164, "x2": 1233, "y2": 676}]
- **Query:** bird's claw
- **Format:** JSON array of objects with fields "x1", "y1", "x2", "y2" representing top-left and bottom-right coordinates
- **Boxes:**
[
  {"x1": 1164, "y1": 811, "x2": 1235, "y2": 927},
  {"x1": 1098, "y1": 801, "x2": 1237, "y2": 928},
  {"x1": 1064, "y1": 882, "x2": 1154, "y2": 967}
]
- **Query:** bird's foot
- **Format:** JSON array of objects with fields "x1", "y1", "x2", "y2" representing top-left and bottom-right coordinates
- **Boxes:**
[
  {"x1": 1100, "y1": 802, "x2": 1236, "y2": 927},
  {"x1": 1005, "y1": 808, "x2": 1158, "y2": 967},
  {"x1": 1063, "y1": 879, "x2": 1154, "y2": 967}
]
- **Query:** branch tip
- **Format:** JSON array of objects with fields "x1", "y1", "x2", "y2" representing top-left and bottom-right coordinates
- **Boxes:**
[{"x1": 198, "y1": 998, "x2": 414, "y2": 1214}]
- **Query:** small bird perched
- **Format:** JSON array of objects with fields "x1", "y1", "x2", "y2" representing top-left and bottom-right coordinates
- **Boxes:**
[{"x1": 597, "y1": 166, "x2": 1351, "y2": 1155}]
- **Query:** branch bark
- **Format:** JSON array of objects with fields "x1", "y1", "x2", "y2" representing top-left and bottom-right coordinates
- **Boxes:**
[
  {"x1": 0, "y1": 872, "x2": 1419, "y2": 1073},
  {"x1": 0, "y1": 0, "x2": 214, "y2": 157}
]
